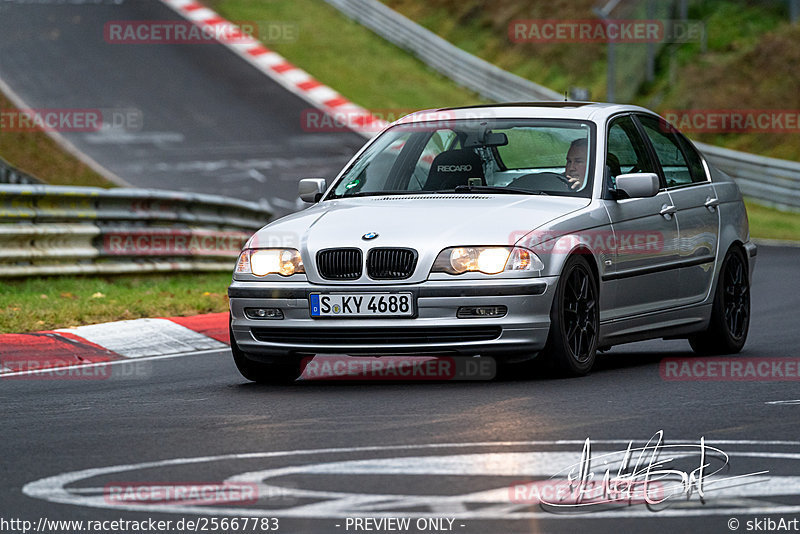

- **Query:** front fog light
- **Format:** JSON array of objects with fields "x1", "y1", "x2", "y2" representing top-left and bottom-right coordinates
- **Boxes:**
[
  {"x1": 245, "y1": 308, "x2": 284, "y2": 320},
  {"x1": 457, "y1": 306, "x2": 508, "y2": 318}
]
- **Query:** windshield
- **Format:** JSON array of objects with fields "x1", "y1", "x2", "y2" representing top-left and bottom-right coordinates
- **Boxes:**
[{"x1": 327, "y1": 118, "x2": 595, "y2": 199}]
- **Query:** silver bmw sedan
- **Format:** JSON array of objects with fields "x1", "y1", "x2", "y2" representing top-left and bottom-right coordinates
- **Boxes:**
[{"x1": 228, "y1": 102, "x2": 756, "y2": 382}]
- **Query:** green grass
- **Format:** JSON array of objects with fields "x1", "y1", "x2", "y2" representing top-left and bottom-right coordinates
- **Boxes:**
[
  {"x1": 0, "y1": 273, "x2": 231, "y2": 334},
  {"x1": 207, "y1": 0, "x2": 482, "y2": 111},
  {"x1": 745, "y1": 199, "x2": 800, "y2": 242},
  {"x1": 0, "y1": 92, "x2": 113, "y2": 188}
]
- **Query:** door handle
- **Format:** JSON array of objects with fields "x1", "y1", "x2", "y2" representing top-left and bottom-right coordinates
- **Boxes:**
[
  {"x1": 660, "y1": 204, "x2": 677, "y2": 216},
  {"x1": 705, "y1": 197, "x2": 720, "y2": 209}
]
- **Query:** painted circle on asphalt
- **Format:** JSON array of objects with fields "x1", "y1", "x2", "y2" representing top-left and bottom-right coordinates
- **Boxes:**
[{"x1": 23, "y1": 440, "x2": 800, "y2": 520}]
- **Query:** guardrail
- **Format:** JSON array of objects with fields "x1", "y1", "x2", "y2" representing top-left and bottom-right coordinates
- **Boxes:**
[
  {"x1": 0, "y1": 184, "x2": 272, "y2": 277},
  {"x1": 324, "y1": 0, "x2": 561, "y2": 103},
  {"x1": 325, "y1": 0, "x2": 800, "y2": 211},
  {"x1": 696, "y1": 142, "x2": 800, "y2": 211}
]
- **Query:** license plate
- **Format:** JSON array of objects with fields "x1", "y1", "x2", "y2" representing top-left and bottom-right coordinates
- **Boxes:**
[{"x1": 310, "y1": 293, "x2": 414, "y2": 317}]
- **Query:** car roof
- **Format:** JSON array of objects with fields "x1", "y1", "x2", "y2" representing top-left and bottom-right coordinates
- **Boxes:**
[{"x1": 398, "y1": 102, "x2": 658, "y2": 124}]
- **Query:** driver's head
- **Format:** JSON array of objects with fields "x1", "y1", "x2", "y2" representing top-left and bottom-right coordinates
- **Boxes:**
[{"x1": 565, "y1": 139, "x2": 588, "y2": 187}]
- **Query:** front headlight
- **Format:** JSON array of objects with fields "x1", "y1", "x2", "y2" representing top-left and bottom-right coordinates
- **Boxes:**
[
  {"x1": 431, "y1": 246, "x2": 544, "y2": 275},
  {"x1": 234, "y1": 249, "x2": 305, "y2": 276}
]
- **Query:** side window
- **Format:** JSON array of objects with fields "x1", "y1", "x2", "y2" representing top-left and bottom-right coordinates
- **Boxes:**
[
  {"x1": 676, "y1": 133, "x2": 708, "y2": 183},
  {"x1": 606, "y1": 115, "x2": 655, "y2": 188},
  {"x1": 413, "y1": 129, "x2": 457, "y2": 190},
  {"x1": 637, "y1": 115, "x2": 696, "y2": 187},
  {"x1": 346, "y1": 132, "x2": 412, "y2": 194}
]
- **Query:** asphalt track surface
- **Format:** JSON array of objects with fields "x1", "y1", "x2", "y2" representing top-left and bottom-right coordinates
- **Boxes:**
[
  {"x1": 0, "y1": 0, "x2": 366, "y2": 215},
  {"x1": 1, "y1": 245, "x2": 799, "y2": 533}
]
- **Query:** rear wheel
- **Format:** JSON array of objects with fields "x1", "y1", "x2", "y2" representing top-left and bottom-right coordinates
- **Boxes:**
[
  {"x1": 541, "y1": 255, "x2": 599, "y2": 376},
  {"x1": 689, "y1": 246, "x2": 750, "y2": 355},
  {"x1": 229, "y1": 323, "x2": 303, "y2": 384}
]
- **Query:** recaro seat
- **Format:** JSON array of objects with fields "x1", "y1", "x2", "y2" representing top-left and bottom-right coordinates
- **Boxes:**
[{"x1": 422, "y1": 149, "x2": 485, "y2": 191}]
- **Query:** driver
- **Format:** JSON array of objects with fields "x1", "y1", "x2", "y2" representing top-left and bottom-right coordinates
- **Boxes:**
[{"x1": 565, "y1": 138, "x2": 588, "y2": 190}]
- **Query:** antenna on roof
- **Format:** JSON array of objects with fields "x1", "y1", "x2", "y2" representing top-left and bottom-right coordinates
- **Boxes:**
[{"x1": 564, "y1": 91, "x2": 569, "y2": 102}]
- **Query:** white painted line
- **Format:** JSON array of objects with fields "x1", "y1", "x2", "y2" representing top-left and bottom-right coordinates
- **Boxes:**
[
  {"x1": 306, "y1": 86, "x2": 339, "y2": 102},
  {"x1": 766, "y1": 399, "x2": 800, "y2": 405},
  {"x1": 227, "y1": 42, "x2": 259, "y2": 53},
  {"x1": 183, "y1": 8, "x2": 216, "y2": 21},
  {"x1": 282, "y1": 69, "x2": 312, "y2": 85},
  {"x1": 22, "y1": 444, "x2": 800, "y2": 520},
  {"x1": 0, "y1": 348, "x2": 228, "y2": 378},
  {"x1": 251, "y1": 52, "x2": 286, "y2": 68},
  {"x1": 57, "y1": 318, "x2": 226, "y2": 358}
]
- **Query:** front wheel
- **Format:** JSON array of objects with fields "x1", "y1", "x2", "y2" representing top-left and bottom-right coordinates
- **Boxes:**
[
  {"x1": 689, "y1": 246, "x2": 750, "y2": 355},
  {"x1": 230, "y1": 324, "x2": 303, "y2": 384},
  {"x1": 540, "y1": 255, "x2": 599, "y2": 376}
]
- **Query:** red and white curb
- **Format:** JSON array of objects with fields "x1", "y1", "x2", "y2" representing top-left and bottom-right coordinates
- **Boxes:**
[
  {"x1": 0, "y1": 312, "x2": 229, "y2": 377},
  {"x1": 159, "y1": 0, "x2": 387, "y2": 138}
]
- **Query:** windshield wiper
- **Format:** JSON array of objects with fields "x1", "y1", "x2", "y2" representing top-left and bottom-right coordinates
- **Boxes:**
[
  {"x1": 447, "y1": 185, "x2": 547, "y2": 195},
  {"x1": 333, "y1": 190, "x2": 431, "y2": 199}
]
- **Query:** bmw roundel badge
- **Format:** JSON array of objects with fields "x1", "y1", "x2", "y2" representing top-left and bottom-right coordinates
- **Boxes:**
[{"x1": 362, "y1": 232, "x2": 379, "y2": 240}]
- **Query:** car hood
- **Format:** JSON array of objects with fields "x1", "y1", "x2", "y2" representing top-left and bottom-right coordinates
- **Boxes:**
[{"x1": 247, "y1": 194, "x2": 589, "y2": 282}]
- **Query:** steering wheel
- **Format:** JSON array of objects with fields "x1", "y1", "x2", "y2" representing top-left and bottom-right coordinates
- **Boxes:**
[
  {"x1": 510, "y1": 172, "x2": 574, "y2": 192},
  {"x1": 536, "y1": 172, "x2": 574, "y2": 191}
]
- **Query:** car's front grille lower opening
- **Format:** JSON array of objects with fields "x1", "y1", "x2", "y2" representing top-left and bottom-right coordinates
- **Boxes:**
[
  {"x1": 252, "y1": 326, "x2": 502, "y2": 345},
  {"x1": 366, "y1": 248, "x2": 417, "y2": 280},
  {"x1": 316, "y1": 248, "x2": 363, "y2": 280}
]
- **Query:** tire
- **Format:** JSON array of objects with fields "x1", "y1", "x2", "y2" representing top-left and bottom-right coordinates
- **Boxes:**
[
  {"x1": 540, "y1": 255, "x2": 599, "y2": 376},
  {"x1": 689, "y1": 246, "x2": 750, "y2": 355},
  {"x1": 229, "y1": 324, "x2": 303, "y2": 384}
]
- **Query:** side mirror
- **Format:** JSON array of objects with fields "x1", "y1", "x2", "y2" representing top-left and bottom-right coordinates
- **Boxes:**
[
  {"x1": 615, "y1": 173, "x2": 659, "y2": 199},
  {"x1": 299, "y1": 178, "x2": 327, "y2": 203}
]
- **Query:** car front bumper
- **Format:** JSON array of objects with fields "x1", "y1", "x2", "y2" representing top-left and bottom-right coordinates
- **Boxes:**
[{"x1": 228, "y1": 277, "x2": 557, "y2": 358}]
